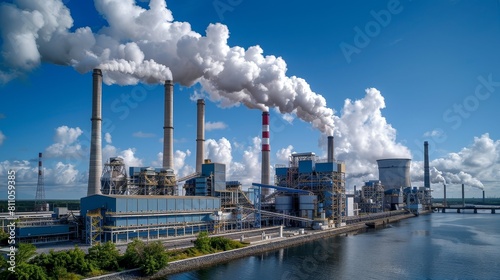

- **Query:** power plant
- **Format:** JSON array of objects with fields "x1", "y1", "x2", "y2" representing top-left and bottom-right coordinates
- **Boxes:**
[{"x1": 4, "y1": 68, "x2": 437, "y2": 246}]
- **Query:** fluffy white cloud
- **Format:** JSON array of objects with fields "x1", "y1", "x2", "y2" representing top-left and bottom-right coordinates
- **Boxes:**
[
  {"x1": 276, "y1": 145, "x2": 294, "y2": 164},
  {"x1": 204, "y1": 137, "x2": 262, "y2": 186},
  {"x1": 133, "y1": 131, "x2": 156, "y2": 138},
  {"x1": 205, "y1": 121, "x2": 227, "y2": 131},
  {"x1": 423, "y1": 134, "x2": 499, "y2": 190},
  {"x1": 45, "y1": 126, "x2": 84, "y2": 159},
  {"x1": 423, "y1": 129, "x2": 445, "y2": 138},
  {"x1": 173, "y1": 150, "x2": 194, "y2": 178},
  {"x1": 406, "y1": 133, "x2": 500, "y2": 195},
  {"x1": 104, "y1": 132, "x2": 112, "y2": 144},
  {"x1": 0, "y1": 160, "x2": 36, "y2": 182},
  {"x1": 120, "y1": 148, "x2": 143, "y2": 168},
  {"x1": 46, "y1": 162, "x2": 79, "y2": 185},
  {"x1": 331, "y1": 88, "x2": 411, "y2": 187},
  {"x1": 205, "y1": 137, "x2": 233, "y2": 167},
  {"x1": 0, "y1": 159, "x2": 86, "y2": 199}
]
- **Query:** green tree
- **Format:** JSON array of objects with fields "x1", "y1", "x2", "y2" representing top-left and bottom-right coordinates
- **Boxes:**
[
  {"x1": 87, "y1": 241, "x2": 120, "y2": 271},
  {"x1": 31, "y1": 246, "x2": 95, "y2": 278},
  {"x1": 16, "y1": 243, "x2": 37, "y2": 264},
  {"x1": 121, "y1": 239, "x2": 145, "y2": 269},
  {"x1": 65, "y1": 246, "x2": 94, "y2": 275},
  {"x1": 142, "y1": 241, "x2": 168, "y2": 276},
  {"x1": 0, "y1": 243, "x2": 46, "y2": 280},
  {"x1": 0, "y1": 229, "x2": 8, "y2": 245},
  {"x1": 194, "y1": 231, "x2": 212, "y2": 253},
  {"x1": 14, "y1": 263, "x2": 48, "y2": 280},
  {"x1": 121, "y1": 239, "x2": 169, "y2": 276}
]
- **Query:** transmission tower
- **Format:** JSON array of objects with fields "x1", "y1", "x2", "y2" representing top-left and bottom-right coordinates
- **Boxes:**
[{"x1": 35, "y1": 152, "x2": 48, "y2": 211}]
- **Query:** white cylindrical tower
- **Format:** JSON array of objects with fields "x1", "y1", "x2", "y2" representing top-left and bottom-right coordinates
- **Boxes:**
[
  {"x1": 163, "y1": 80, "x2": 174, "y2": 169},
  {"x1": 376, "y1": 158, "x2": 411, "y2": 191},
  {"x1": 261, "y1": 111, "x2": 270, "y2": 196},
  {"x1": 88, "y1": 69, "x2": 103, "y2": 196}
]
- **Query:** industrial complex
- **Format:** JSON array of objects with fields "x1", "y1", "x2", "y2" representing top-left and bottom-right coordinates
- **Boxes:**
[{"x1": 3, "y1": 69, "x2": 434, "y2": 246}]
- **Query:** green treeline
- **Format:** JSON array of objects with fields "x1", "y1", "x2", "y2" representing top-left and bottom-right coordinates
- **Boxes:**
[
  {"x1": 0, "y1": 232, "x2": 245, "y2": 279},
  {"x1": 0, "y1": 240, "x2": 168, "y2": 279},
  {"x1": 0, "y1": 200, "x2": 80, "y2": 212}
]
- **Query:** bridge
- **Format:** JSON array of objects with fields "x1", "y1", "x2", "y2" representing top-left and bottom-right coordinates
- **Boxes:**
[{"x1": 433, "y1": 204, "x2": 499, "y2": 214}]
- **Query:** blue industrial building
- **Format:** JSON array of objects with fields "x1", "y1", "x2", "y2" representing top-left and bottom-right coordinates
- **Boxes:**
[
  {"x1": 184, "y1": 162, "x2": 226, "y2": 196},
  {"x1": 274, "y1": 152, "x2": 346, "y2": 227},
  {"x1": 80, "y1": 194, "x2": 220, "y2": 245}
]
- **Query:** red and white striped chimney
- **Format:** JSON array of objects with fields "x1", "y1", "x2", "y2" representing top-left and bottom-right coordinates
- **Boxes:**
[{"x1": 261, "y1": 111, "x2": 270, "y2": 196}]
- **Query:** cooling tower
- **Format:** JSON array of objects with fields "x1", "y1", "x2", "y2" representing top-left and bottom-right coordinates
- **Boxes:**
[
  {"x1": 376, "y1": 158, "x2": 411, "y2": 191},
  {"x1": 196, "y1": 99, "x2": 205, "y2": 173},
  {"x1": 424, "y1": 141, "x2": 430, "y2": 188},
  {"x1": 163, "y1": 80, "x2": 174, "y2": 169},
  {"x1": 261, "y1": 111, "x2": 270, "y2": 196},
  {"x1": 88, "y1": 69, "x2": 103, "y2": 196},
  {"x1": 327, "y1": 136, "x2": 334, "y2": 163}
]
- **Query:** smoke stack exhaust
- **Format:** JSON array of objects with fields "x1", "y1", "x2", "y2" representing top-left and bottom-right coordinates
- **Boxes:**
[
  {"x1": 163, "y1": 80, "x2": 174, "y2": 169},
  {"x1": 196, "y1": 99, "x2": 205, "y2": 173},
  {"x1": 327, "y1": 136, "x2": 334, "y2": 163},
  {"x1": 88, "y1": 69, "x2": 103, "y2": 196},
  {"x1": 424, "y1": 141, "x2": 430, "y2": 188},
  {"x1": 261, "y1": 111, "x2": 270, "y2": 196}
]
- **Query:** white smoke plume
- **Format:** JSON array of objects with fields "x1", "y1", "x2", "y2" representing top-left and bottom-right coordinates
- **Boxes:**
[
  {"x1": 333, "y1": 88, "x2": 411, "y2": 184},
  {"x1": 0, "y1": 0, "x2": 335, "y2": 134}
]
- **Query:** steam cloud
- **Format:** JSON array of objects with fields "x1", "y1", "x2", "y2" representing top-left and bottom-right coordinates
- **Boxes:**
[{"x1": 0, "y1": 0, "x2": 335, "y2": 134}]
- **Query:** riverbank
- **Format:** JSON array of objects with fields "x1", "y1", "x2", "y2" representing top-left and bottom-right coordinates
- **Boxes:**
[{"x1": 85, "y1": 211, "x2": 418, "y2": 280}]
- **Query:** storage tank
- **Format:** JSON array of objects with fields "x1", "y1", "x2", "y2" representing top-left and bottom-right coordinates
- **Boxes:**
[
  {"x1": 376, "y1": 158, "x2": 411, "y2": 191},
  {"x1": 275, "y1": 196, "x2": 293, "y2": 211}
]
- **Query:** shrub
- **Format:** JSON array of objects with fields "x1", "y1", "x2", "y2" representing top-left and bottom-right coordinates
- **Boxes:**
[
  {"x1": 31, "y1": 246, "x2": 95, "y2": 278},
  {"x1": 121, "y1": 239, "x2": 169, "y2": 276},
  {"x1": 194, "y1": 231, "x2": 213, "y2": 253},
  {"x1": 87, "y1": 241, "x2": 120, "y2": 271}
]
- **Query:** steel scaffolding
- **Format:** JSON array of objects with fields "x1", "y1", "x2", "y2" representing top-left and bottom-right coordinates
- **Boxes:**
[{"x1": 86, "y1": 209, "x2": 102, "y2": 246}]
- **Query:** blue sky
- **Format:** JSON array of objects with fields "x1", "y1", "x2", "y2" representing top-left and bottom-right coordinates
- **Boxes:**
[{"x1": 1, "y1": 0, "x2": 499, "y2": 199}]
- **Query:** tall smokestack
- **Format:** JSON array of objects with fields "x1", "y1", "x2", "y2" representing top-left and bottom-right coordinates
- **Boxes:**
[
  {"x1": 163, "y1": 80, "x2": 174, "y2": 169},
  {"x1": 462, "y1": 183, "x2": 465, "y2": 207},
  {"x1": 196, "y1": 99, "x2": 205, "y2": 173},
  {"x1": 261, "y1": 111, "x2": 270, "y2": 196},
  {"x1": 443, "y1": 183, "x2": 447, "y2": 207},
  {"x1": 424, "y1": 141, "x2": 430, "y2": 189},
  {"x1": 88, "y1": 69, "x2": 103, "y2": 196},
  {"x1": 327, "y1": 136, "x2": 334, "y2": 163}
]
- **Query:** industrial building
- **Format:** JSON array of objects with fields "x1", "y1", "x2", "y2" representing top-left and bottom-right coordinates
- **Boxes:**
[
  {"x1": 358, "y1": 180, "x2": 385, "y2": 213},
  {"x1": 81, "y1": 195, "x2": 220, "y2": 244},
  {"x1": 11, "y1": 68, "x2": 432, "y2": 247},
  {"x1": 77, "y1": 68, "x2": 351, "y2": 244},
  {"x1": 273, "y1": 136, "x2": 346, "y2": 227}
]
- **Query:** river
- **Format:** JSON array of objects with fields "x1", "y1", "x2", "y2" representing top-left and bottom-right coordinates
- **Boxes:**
[{"x1": 167, "y1": 211, "x2": 500, "y2": 280}]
